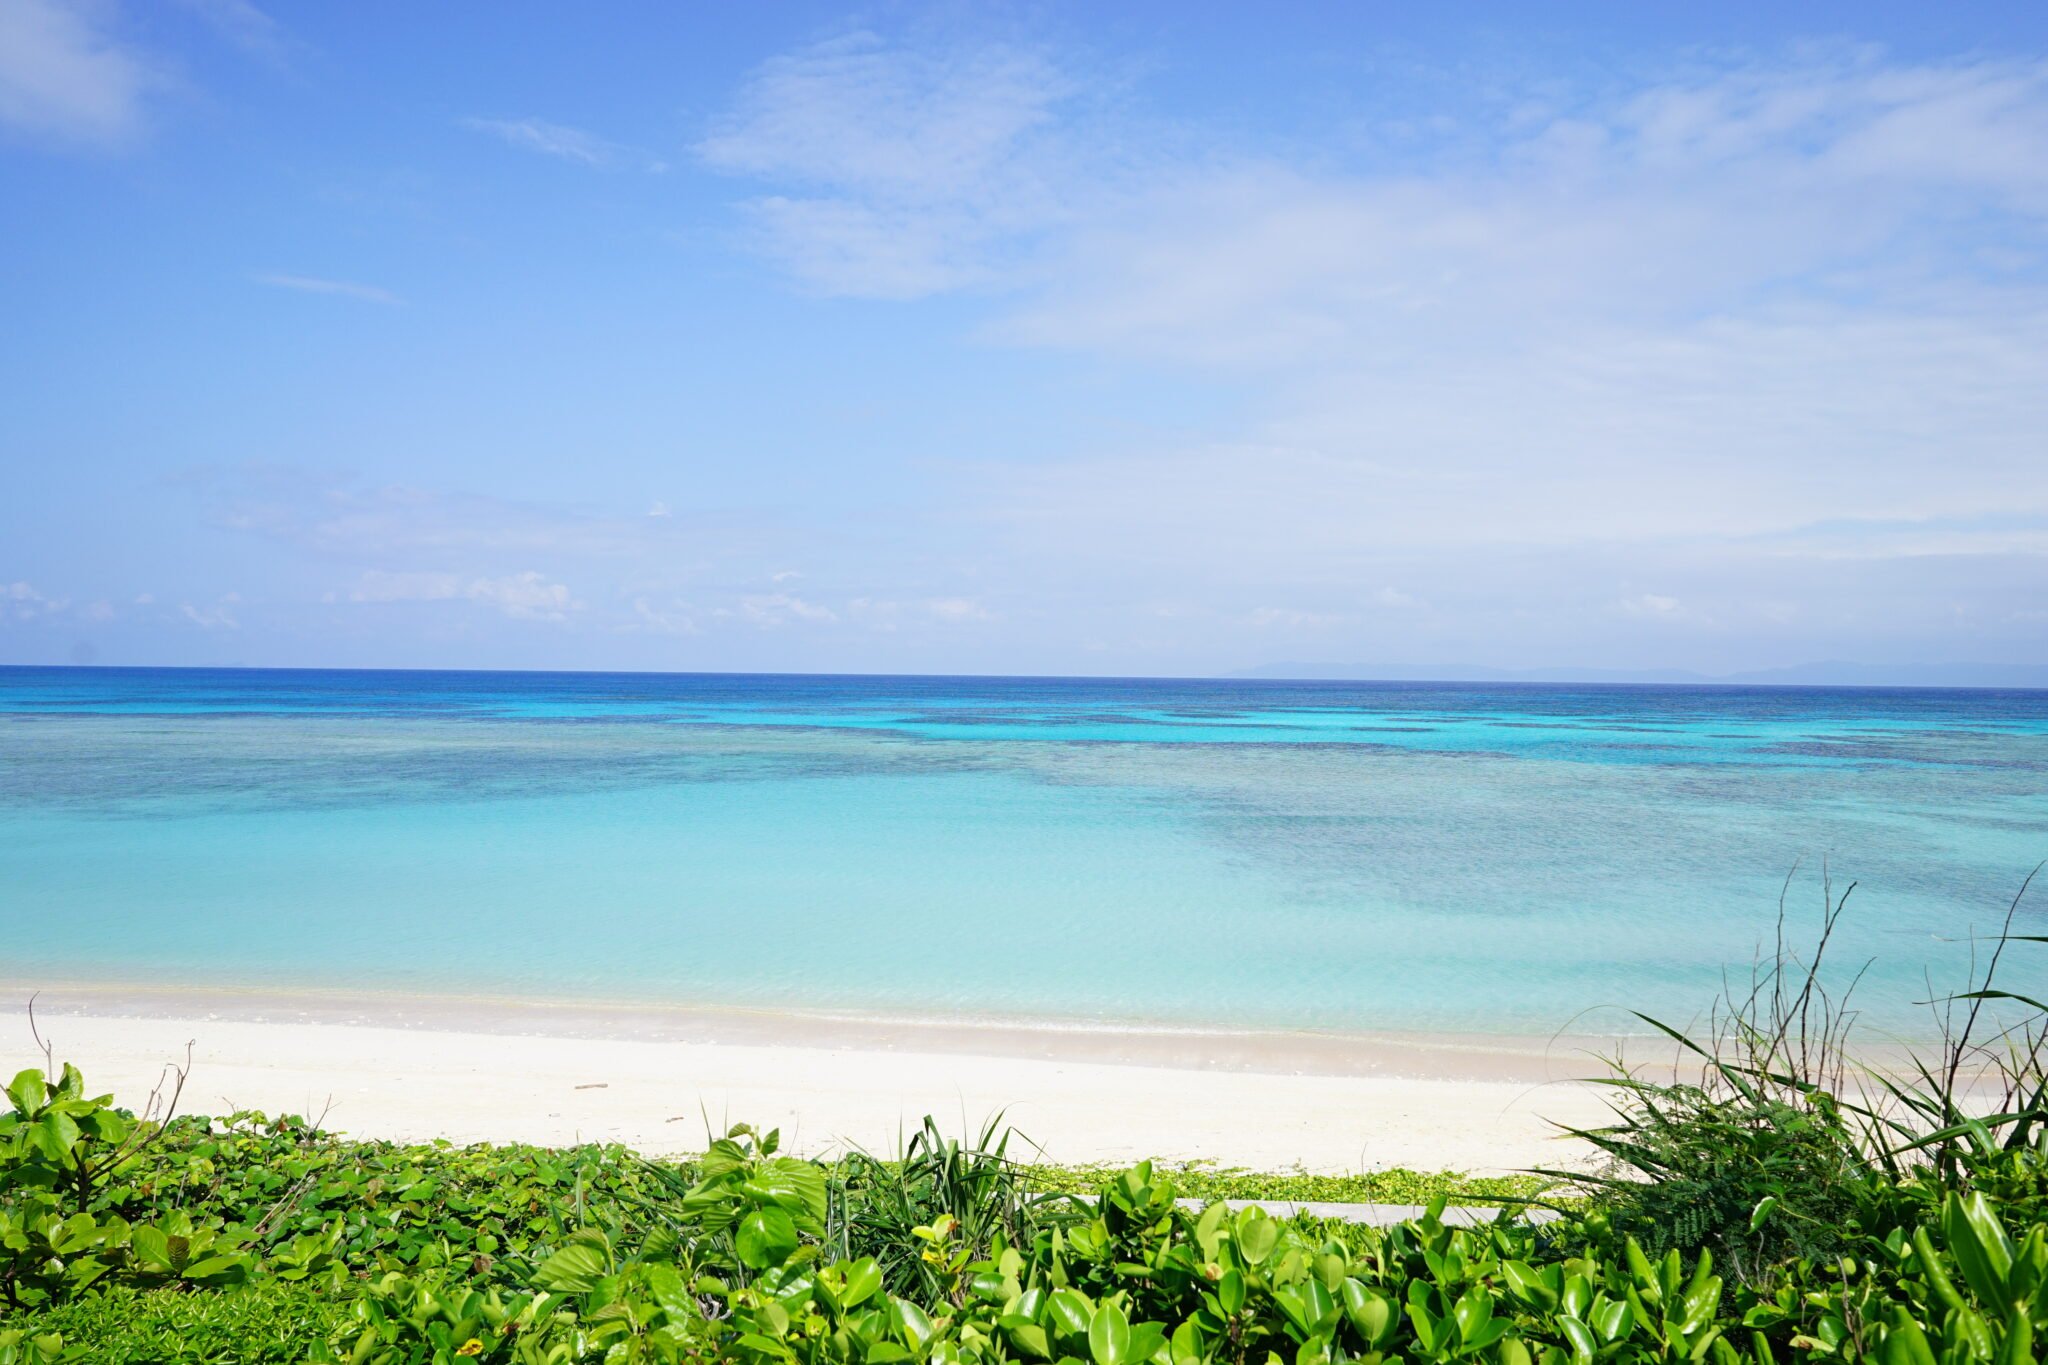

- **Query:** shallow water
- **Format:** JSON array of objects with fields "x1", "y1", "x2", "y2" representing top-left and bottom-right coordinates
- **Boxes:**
[{"x1": 1, "y1": 667, "x2": 2043, "y2": 1037}]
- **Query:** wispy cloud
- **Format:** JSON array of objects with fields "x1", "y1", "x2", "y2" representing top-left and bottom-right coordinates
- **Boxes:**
[
  {"x1": 700, "y1": 29, "x2": 1081, "y2": 297},
  {"x1": 1619, "y1": 593, "x2": 1686, "y2": 619},
  {"x1": 720, "y1": 591, "x2": 837, "y2": 628},
  {"x1": 179, "y1": 593, "x2": 241, "y2": 630},
  {"x1": 462, "y1": 116, "x2": 662, "y2": 171},
  {"x1": 0, "y1": 0, "x2": 154, "y2": 148},
  {"x1": 176, "y1": 0, "x2": 289, "y2": 64},
  {"x1": 3, "y1": 580, "x2": 70, "y2": 620},
  {"x1": 922, "y1": 596, "x2": 991, "y2": 623},
  {"x1": 1, "y1": 581, "x2": 121, "y2": 625},
  {"x1": 999, "y1": 56, "x2": 2048, "y2": 368},
  {"x1": 348, "y1": 570, "x2": 581, "y2": 621},
  {"x1": 820, "y1": 45, "x2": 2048, "y2": 668},
  {"x1": 252, "y1": 272, "x2": 403, "y2": 304},
  {"x1": 1246, "y1": 606, "x2": 1349, "y2": 630},
  {"x1": 193, "y1": 468, "x2": 673, "y2": 559},
  {"x1": 627, "y1": 597, "x2": 699, "y2": 636},
  {"x1": 846, "y1": 595, "x2": 996, "y2": 628}
]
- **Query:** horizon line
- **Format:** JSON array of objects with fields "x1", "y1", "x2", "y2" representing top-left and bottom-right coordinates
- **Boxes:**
[{"x1": 2, "y1": 660, "x2": 2045, "y2": 693}]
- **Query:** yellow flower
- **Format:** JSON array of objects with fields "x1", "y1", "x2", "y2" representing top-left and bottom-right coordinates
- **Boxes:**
[{"x1": 455, "y1": 1340, "x2": 484, "y2": 1358}]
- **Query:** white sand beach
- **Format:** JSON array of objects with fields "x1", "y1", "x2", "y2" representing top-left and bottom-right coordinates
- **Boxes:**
[{"x1": 7, "y1": 987, "x2": 1621, "y2": 1175}]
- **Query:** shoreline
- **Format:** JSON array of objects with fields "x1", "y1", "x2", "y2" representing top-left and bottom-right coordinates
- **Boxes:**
[
  {"x1": 3, "y1": 980, "x2": 1628, "y2": 1174},
  {"x1": 3, "y1": 976, "x2": 1643, "y2": 1083}
]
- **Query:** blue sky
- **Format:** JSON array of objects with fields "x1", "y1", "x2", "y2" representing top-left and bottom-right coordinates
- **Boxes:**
[{"x1": 3, "y1": 2, "x2": 2046, "y2": 677}]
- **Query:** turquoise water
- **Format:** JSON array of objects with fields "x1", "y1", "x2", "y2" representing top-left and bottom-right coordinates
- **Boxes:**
[{"x1": 1, "y1": 667, "x2": 2044, "y2": 1037}]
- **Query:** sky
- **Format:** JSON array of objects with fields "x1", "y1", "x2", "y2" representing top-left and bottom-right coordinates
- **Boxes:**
[{"x1": 3, "y1": 2, "x2": 2046, "y2": 678}]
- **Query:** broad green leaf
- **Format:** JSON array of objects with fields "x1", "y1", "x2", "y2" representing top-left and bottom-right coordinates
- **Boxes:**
[
  {"x1": 29, "y1": 1112, "x2": 80, "y2": 1165},
  {"x1": 1592, "y1": 1297, "x2": 1634, "y2": 1343},
  {"x1": 1503, "y1": 1261, "x2": 1557, "y2": 1310},
  {"x1": 1047, "y1": 1288, "x2": 1095, "y2": 1341},
  {"x1": 843, "y1": 1257, "x2": 883, "y2": 1309},
  {"x1": 6, "y1": 1069, "x2": 44, "y2": 1118},
  {"x1": 645, "y1": 1263, "x2": 696, "y2": 1319},
  {"x1": 533, "y1": 1234, "x2": 611, "y2": 1292},
  {"x1": 1340, "y1": 1281, "x2": 1396, "y2": 1348},
  {"x1": 1216, "y1": 1269, "x2": 1246, "y2": 1317},
  {"x1": 755, "y1": 1159, "x2": 830, "y2": 1234},
  {"x1": 1088, "y1": 1300, "x2": 1131, "y2": 1365},
  {"x1": 890, "y1": 1297, "x2": 937, "y2": 1349},
  {"x1": 1007, "y1": 1323, "x2": 1052, "y2": 1360},
  {"x1": 1558, "y1": 1314, "x2": 1597, "y2": 1364},
  {"x1": 737, "y1": 1206, "x2": 800, "y2": 1271},
  {"x1": 130, "y1": 1225, "x2": 171, "y2": 1271},
  {"x1": 1236, "y1": 1212, "x2": 1278, "y2": 1266}
]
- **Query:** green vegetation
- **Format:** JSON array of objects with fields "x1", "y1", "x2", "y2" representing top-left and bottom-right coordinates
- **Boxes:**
[
  {"x1": 1022, "y1": 1164, "x2": 1543, "y2": 1210},
  {"x1": 3, "y1": 880, "x2": 2044, "y2": 1364},
  {"x1": 1, "y1": 1280, "x2": 348, "y2": 1364}
]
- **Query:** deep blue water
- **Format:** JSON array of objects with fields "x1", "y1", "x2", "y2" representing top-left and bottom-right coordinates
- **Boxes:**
[{"x1": 2, "y1": 666, "x2": 2044, "y2": 1036}]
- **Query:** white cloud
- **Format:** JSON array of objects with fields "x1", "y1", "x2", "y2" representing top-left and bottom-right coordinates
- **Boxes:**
[
  {"x1": 704, "y1": 36, "x2": 2048, "y2": 386},
  {"x1": 766, "y1": 44, "x2": 2047, "y2": 670},
  {"x1": 0, "y1": 0, "x2": 152, "y2": 147},
  {"x1": 923, "y1": 596, "x2": 992, "y2": 623},
  {"x1": 0, "y1": 581, "x2": 123, "y2": 624},
  {"x1": 721, "y1": 592, "x2": 837, "y2": 628},
  {"x1": 3, "y1": 580, "x2": 69, "y2": 620},
  {"x1": 179, "y1": 593, "x2": 240, "y2": 629},
  {"x1": 699, "y1": 33, "x2": 2048, "y2": 666},
  {"x1": 253, "y1": 273, "x2": 403, "y2": 305},
  {"x1": 627, "y1": 597, "x2": 698, "y2": 635},
  {"x1": 646, "y1": 501, "x2": 671, "y2": 518},
  {"x1": 349, "y1": 570, "x2": 580, "y2": 621},
  {"x1": 845, "y1": 595, "x2": 997, "y2": 629}
]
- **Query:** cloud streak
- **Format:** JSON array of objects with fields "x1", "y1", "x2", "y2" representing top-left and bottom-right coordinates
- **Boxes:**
[
  {"x1": 463, "y1": 116, "x2": 615, "y2": 165},
  {"x1": 462, "y1": 116, "x2": 665, "y2": 171},
  {"x1": 253, "y1": 273, "x2": 404, "y2": 304}
]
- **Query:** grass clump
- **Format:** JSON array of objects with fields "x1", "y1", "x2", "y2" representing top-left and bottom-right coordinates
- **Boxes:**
[{"x1": 1552, "y1": 866, "x2": 2048, "y2": 1286}]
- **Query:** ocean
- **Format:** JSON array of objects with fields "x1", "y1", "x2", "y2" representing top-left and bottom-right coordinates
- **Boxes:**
[{"x1": 1, "y1": 666, "x2": 2043, "y2": 1039}]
